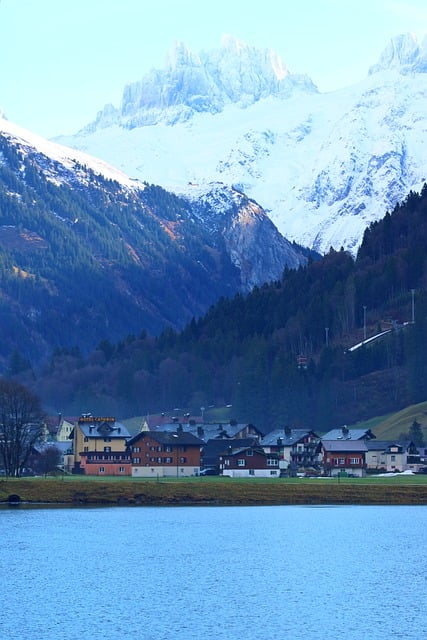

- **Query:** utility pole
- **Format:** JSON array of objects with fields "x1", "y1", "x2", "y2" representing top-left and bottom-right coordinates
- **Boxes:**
[
  {"x1": 411, "y1": 289, "x2": 415, "y2": 323},
  {"x1": 363, "y1": 306, "x2": 367, "y2": 340},
  {"x1": 325, "y1": 327, "x2": 329, "y2": 347}
]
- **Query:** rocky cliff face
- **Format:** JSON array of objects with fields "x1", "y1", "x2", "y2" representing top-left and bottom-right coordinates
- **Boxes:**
[
  {"x1": 84, "y1": 36, "x2": 317, "y2": 132},
  {"x1": 185, "y1": 183, "x2": 306, "y2": 290}
]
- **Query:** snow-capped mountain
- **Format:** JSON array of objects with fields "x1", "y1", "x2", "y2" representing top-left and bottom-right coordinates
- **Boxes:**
[
  {"x1": 0, "y1": 113, "x2": 310, "y2": 364},
  {"x1": 56, "y1": 33, "x2": 427, "y2": 254},
  {"x1": 0, "y1": 114, "x2": 307, "y2": 290}
]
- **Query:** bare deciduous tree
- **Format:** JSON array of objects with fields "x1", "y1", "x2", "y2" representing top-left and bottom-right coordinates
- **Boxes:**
[{"x1": 0, "y1": 379, "x2": 45, "y2": 477}]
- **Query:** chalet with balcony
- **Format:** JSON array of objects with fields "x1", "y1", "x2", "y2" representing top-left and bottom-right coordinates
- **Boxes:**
[
  {"x1": 321, "y1": 439, "x2": 368, "y2": 477},
  {"x1": 127, "y1": 430, "x2": 204, "y2": 478},
  {"x1": 219, "y1": 446, "x2": 280, "y2": 478},
  {"x1": 383, "y1": 441, "x2": 422, "y2": 473},
  {"x1": 69, "y1": 414, "x2": 131, "y2": 475},
  {"x1": 261, "y1": 428, "x2": 321, "y2": 474}
]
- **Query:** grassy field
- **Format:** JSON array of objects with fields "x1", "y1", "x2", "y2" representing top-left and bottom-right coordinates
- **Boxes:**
[
  {"x1": 350, "y1": 400, "x2": 427, "y2": 440},
  {"x1": 1, "y1": 474, "x2": 427, "y2": 507}
]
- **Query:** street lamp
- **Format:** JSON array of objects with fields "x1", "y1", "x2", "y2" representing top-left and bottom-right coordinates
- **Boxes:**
[{"x1": 411, "y1": 289, "x2": 415, "y2": 323}]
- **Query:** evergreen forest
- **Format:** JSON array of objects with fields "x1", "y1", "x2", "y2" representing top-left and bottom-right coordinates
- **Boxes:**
[
  {"x1": 16, "y1": 185, "x2": 427, "y2": 431},
  {"x1": 0, "y1": 134, "x2": 244, "y2": 367}
]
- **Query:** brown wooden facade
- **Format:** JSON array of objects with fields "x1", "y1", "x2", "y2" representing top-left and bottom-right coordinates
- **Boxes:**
[{"x1": 127, "y1": 430, "x2": 204, "y2": 477}]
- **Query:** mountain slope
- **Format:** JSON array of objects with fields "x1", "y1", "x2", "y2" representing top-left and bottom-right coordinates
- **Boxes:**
[
  {"x1": 57, "y1": 33, "x2": 427, "y2": 254},
  {"x1": 26, "y1": 184, "x2": 427, "y2": 424},
  {"x1": 0, "y1": 116, "x2": 307, "y2": 368}
]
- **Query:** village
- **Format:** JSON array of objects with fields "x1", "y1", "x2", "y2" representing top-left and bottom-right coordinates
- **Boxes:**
[{"x1": 32, "y1": 413, "x2": 427, "y2": 479}]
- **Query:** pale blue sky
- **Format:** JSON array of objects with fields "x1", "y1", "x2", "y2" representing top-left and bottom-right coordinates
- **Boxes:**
[{"x1": 1, "y1": 0, "x2": 427, "y2": 138}]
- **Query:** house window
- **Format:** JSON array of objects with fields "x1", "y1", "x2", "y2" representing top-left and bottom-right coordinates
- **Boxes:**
[
  {"x1": 104, "y1": 446, "x2": 111, "y2": 453},
  {"x1": 246, "y1": 449, "x2": 253, "y2": 456},
  {"x1": 119, "y1": 467, "x2": 125, "y2": 473},
  {"x1": 165, "y1": 457, "x2": 172, "y2": 464},
  {"x1": 165, "y1": 446, "x2": 172, "y2": 452},
  {"x1": 270, "y1": 470, "x2": 278, "y2": 475},
  {"x1": 104, "y1": 437, "x2": 111, "y2": 443},
  {"x1": 84, "y1": 437, "x2": 89, "y2": 442},
  {"x1": 150, "y1": 457, "x2": 156, "y2": 462},
  {"x1": 391, "y1": 455, "x2": 396, "y2": 461},
  {"x1": 133, "y1": 447, "x2": 140, "y2": 453},
  {"x1": 179, "y1": 457, "x2": 186, "y2": 464},
  {"x1": 84, "y1": 446, "x2": 89, "y2": 452},
  {"x1": 333, "y1": 458, "x2": 340, "y2": 466},
  {"x1": 157, "y1": 446, "x2": 162, "y2": 452},
  {"x1": 99, "y1": 467, "x2": 105, "y2": 473},
  {"x1": 157, "y1": 457, "x2": 162, "y2": 463},
  {"x1": 249, "y1": 469, "x2": 255, "y2": 475},
  {"x1": 339, "y1": 458, "x2": 345, "y2": 465},
  {"x1": 134, "y1": 457, "x2": 140, "y2": 464},
  {"x1": 237, "y1": 459, "x2": 246, "y2": 466},
  {"x1": 349, "y1": 457, "x2": 360, "y2": 465},
  {"x1": 267, "y1": 458, "x2": 278, "y2": 466}
]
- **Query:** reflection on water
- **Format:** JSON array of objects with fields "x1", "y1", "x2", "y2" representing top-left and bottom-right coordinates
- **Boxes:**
[{"x1": 1, "y1": 505, "x2": 426, "y2": 640}]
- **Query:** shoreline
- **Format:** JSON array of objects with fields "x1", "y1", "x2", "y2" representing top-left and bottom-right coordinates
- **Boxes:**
[{"x1": 1, "y1": 478, "x2": 427, "y2": 507}]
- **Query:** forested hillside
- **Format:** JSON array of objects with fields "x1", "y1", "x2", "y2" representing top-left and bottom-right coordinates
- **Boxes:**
[
  {"x1": 0, "y1": 128, "x2": 310, "y2": 370},
  {"x1": 19, "y1": 186, "x2": 427, "y2": 429}
]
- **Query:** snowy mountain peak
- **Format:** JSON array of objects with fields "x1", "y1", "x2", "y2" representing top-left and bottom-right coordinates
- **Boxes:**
[
  {"x1": 369, "y1": 32, "x2": 427, "y2": 74},
  {"x1": 166, "y1": 40, "x2": 200, "y2": 69},
  {"x1": 80, "y1": 38, "x2": 317, "y2": 133},
  {"x1": 57, "y1": 33, "x2": 427, "y2": 255}
]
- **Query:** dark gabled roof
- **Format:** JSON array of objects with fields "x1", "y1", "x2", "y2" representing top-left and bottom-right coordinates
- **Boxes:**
[
  {"x1": 261, "y1": 428, "x2": 319, "y2": 446},
  {"x1": 384, "y1": 440, "x2": 417, "y2": 453},
  {"x1": 222, "y1": 446, "x2": 278, "y2": 459},
  {"x1": 150, "y1": 422, "x2": 263, "y2": 442},
  {"x1": 76, "y1": 420, "x2": 130, "y2": 439},
  {"x1": 202, "y1": 438, "x2": 259, "y2": 461},
  {"x1": 127, "y1": 430, "x2": 204, "y2": 447},
  {"x1": 321, "y1": 428, "x2": 376, "y2": 441},
  {"x1": 32, "y1": 441, "x2": 71, "y2": 454},
  {"x1": 365, "y1": 440, "x2": 393, "y2": 451},
  {"x1": 322, "y1": 440, "x2": 368, "y2": 453},
  {"x1": 145, "y1": 414, "x2": 202, "y2": 429}
]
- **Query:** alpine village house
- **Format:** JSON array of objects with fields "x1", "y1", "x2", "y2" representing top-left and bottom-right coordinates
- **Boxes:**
[{"x1": 38, "y1": 415, "x2": 425, "y2": 479}]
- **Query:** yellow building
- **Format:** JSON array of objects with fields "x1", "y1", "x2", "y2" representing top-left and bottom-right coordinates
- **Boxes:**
[{"x1": 70, "y1": 414, "x2": 131, "y2": 474}]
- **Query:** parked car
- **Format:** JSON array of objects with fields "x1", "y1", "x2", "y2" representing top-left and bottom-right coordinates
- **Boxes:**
[{"x1": 199, "y1": 468, "x2": 218, "y2": 476}]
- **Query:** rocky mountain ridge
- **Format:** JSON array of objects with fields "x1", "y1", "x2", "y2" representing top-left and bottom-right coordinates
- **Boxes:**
[{"x1": 57, "y1": 33, "x2": 427, "y2": 254}]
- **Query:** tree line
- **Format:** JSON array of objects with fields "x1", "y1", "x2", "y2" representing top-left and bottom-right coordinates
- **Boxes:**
[{"x1": 10, "y1": 184, "x2": 427, "y2": 431}]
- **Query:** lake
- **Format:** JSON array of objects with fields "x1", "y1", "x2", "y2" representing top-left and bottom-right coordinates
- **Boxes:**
[{"x1": 0, "y1": 504, "x2": 426, "y2": 640}]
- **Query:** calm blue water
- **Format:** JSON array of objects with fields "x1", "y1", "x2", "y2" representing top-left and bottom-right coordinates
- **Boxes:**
[{"x1": 0, "y1": 504, "x2": 426, "y2": 640}]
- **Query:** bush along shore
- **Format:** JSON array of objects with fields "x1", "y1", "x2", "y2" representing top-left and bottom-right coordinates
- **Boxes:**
[{"x1": 1, "y1": 477, "x2": 427, "y2": 507}]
